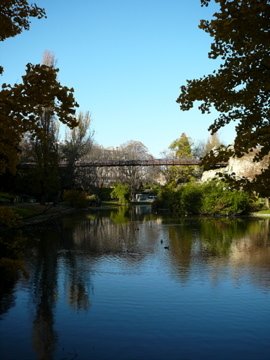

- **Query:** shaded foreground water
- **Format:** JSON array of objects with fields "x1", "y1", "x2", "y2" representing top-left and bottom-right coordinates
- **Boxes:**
[{"x1": 1, "y1": 206, "x2": 270, "y2": 360}]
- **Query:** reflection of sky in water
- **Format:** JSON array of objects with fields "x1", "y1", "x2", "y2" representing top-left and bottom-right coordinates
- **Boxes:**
[{"x1": 1, "y1": 213, "x2": 270, "y2": 359}]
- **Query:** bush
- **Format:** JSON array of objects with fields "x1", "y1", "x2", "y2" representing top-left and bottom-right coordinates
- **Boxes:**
[
  {"x1": 201, "y1": 182, "x2": 250, "y2": 216},
  {"x1": 156, "y1": 181, "x2": 252, "y2": 216},
  {"x1": 181, "y1": 183, "x2": 203, "y2": 215},
  {"x1": 155, "y1": 185, "x2": 181, "y2": 212},
  {"x1": 97, "y1": 187, "x2": 112, "y2": 201},
  {"x1": 111, "y1": 184, "x2": 130, "y2": 205},
  {"x1": 63, "y1": 190, "x2": 89, "y2": 208}
]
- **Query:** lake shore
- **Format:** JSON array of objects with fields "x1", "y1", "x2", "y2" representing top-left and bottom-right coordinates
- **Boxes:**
[{"x1": 1, "y1": 202, "x2": 270, "y2": 229}]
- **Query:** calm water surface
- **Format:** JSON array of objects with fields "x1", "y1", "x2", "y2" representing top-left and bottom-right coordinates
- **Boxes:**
[{"x1": 1, "y1": 206, "x2": 270, "y2": 359}]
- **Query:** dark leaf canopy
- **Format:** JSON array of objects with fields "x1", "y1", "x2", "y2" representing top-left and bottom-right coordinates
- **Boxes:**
[
  {"x1": 177, "y1": 0, "x2": 270, "y2": 195},
  {"x1": 10, "y1": 63, "x2": 78, "y2": 132},
  {"x1": 0, "y1": 0, "x2": 46, "y2": 42},
  {"x1": 0, "y1": 64, "x2": 78, "y2": 174}
]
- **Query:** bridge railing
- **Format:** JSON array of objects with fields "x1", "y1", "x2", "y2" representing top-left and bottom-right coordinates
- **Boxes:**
[
  {"x1": 19, "y1": 158, "x2": 228, "y2": 169},
  {"x1": 19, "y1": 158, "x2": 212, "y2": 168},
  {"x1": 73, "y1": 158, "x2": 201, "y2": 167}
]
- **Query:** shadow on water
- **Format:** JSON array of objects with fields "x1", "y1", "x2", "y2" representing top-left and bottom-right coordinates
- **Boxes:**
[{"x1": 1, "y1": 207, "x2": 270, "y2": 359}]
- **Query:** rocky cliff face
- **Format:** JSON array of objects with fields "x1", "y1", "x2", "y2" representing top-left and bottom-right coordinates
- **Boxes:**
[{"x1": 201, "y1": 151, "x2": 269, "y2": 182}]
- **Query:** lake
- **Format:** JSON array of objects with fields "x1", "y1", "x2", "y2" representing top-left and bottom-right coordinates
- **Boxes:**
[{"x1": 1, "y1": 206, "x2": 270, "y2": 359}]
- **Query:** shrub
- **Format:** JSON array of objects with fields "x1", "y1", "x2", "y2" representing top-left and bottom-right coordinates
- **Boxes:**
[
  {"x1": 155, "y1": 185, "x2": 181, "y2": 212},
  {"x1": 181, "y1": 183, "x2": 203, "y2": 215},
  {"x1": 63, "y1": 190, "x2": 89, "y2": 208},
  {"x1": 156, "y1": 181, "x2": 252, "y2": 216},
  {"x1": 111, "y1": 184, "x2": 130, "y2": 205},
  {"x1": 201, "y1": 182, "x2": 251, "y2": 216}
]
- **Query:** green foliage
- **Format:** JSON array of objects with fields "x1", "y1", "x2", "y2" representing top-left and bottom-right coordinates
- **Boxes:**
[
  {"x1": 156, "y1": 185, "x2": 182, "y2": 213},
  {"x1": 110, "y1": 207, "x2": 129, "y2": 224},
  {"x1": 165, "y1": 133, "x2": 200, "y2": 185},
  {"x1": 63, "y1": 190, "x2": 89, "y2": 208},
  {"x1": 177, "y1": 0, "x2": 270, "y2": 196},
  {"x1": 111, "y1": 184, "x2": 130, "y2": 205},
  {"x1": 256, "y1": 209, "x2": 270, "y2": 215},
  {"x1": 201, "y1": 182, "x2": 251, "y2": 216},
  {"x1": 156, "y1": 181, "x2": 252, "y2": 216},
  {"x1": 181, "y1": 183, "x2": 203, "y2": 215}
]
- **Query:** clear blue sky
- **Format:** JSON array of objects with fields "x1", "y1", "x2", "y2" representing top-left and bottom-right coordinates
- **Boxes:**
[{"x1": 1, "y1": 0, "x2": 235, "y2": 157}]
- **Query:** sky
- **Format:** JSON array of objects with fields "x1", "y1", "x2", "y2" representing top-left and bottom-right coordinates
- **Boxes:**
[{"x1": 1, "y1": 0, "x2": 236, "y2": 157}]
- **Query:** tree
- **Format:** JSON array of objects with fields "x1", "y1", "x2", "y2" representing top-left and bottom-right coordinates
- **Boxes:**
[
  {"x1": 61, "y1": 111, "x2": 93, "y2": 189},
  {"x1": 111, "y1": 183, "x2": 130, "y2": 205},
  {"x1": 0, "y1": 0, "x2": 46, "y2": 74},
  {"x1": 0, "y1": 1, "x2": 47, "y2": 173},
  {"x1": 169, "y1": 132, "x2": 192, "y2": 159},
  {"x1": 6, "y1": 52, "x2": 79, "y2": 202},
  {"x1": 0, "y1": 62, "x2": 78, "y2": 175},
  {"x1": 28, "y1": 52, "x2": 60, "y2": 202},
  {"x1": 177, "y1": 0, "x2": 270, "y2": 196},
  {"x1": 116, "y1": 141, "x2": 157, "y2": 198},
  {"x1": 164, "y1": 133, "x2": 199, "y2": 185}
]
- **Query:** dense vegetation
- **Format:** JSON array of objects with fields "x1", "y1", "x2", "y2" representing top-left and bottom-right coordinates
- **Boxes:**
[{"x1": 155, "y1": 181, "x2": 255, "y2": 216}]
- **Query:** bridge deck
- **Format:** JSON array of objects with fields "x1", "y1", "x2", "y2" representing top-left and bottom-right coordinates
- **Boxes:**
[
  {"x1": 20, "y1": 158, "x2": 202, "y2": 168},
  {"x1": 73, "y1": 158, "x2": 201, "y2": 167}
]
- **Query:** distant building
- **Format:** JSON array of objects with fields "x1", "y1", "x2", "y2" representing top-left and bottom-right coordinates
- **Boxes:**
[{"x1": 135, "y1": 193, "x2": 157, "y2": 203}]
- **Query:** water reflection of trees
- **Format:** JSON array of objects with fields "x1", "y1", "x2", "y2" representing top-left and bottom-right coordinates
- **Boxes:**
[
  {"x1": 166, "y1": 218, "x2": 270, "y2": 288},
  {"x1": 199, "y1": 218, "x2": 251, "y2": 256},
  {"x1": 167, "y1": 222, "x2": 193, "y2": 282},
  {"x1": 63, "y1": 253, "x2": 91, "y2": 311},
  {"x1": 0, "y1": 232, "x2": 29, "y2": 316},
  {"x1": 229, "y1": 219, "x2": 270, "y2": 288},
  {"x1": 30, "y1": 229, "x2": 59, "y2": 360},
  {"x1": 28, "y1": 222, "x2": 92, "y2": 359},
  {"x1": 2, "y1": 213, "x2": 270, "y2": 359},
  {"x1": 61, "y1": 208, "x2": 161, "y2": 265}
]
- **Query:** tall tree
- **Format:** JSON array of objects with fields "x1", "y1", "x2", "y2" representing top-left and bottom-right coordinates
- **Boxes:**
[
  {"x1": 22, "y1": 52, "x2": 79, "y2": 202},
  {"x1": 117, "y1": 141, "x2": 157, "y2": 198},
  {"x1": 0, "y1": 61, "x2": 78, "y2": 175},
  {"x1": 169, "y1": 132, "x2": 192, "y2": 159},
  {"x1": 164, "y1": 133, "x2": 198, "y2": 185},
  {"x1": 0, "y1": 1, "x2": 47, "y2": 174},
  {"x1": 61, "y1": 111, "x2": 93, "y2": 189},
  {"x1": 176, "y1": 0, "x2": 270, "y2": 195}
]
